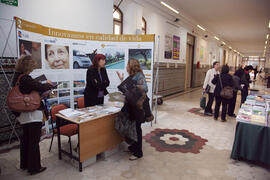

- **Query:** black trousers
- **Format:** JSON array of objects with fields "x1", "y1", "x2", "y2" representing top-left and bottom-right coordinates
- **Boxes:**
[
  {"x1": 205, "y1": 93, "x2": 214, "y2": 113},
  {"x1": 214, "y1": 96, "x2": 229, "y2": 120},
  {"x1": 241, "y1": 88, "x2": 248, "y2": 104},
  {"x1": 20, "y1": 122, "x2": 42, "y2": 173},
  {"x1": 228, "y1": 91, "x2": 237, "y2": 116},
  {"x1": 84, "y1": 96, "x2": 104, "y2": 107},
  {"x1": 129, "y1": 120, "x2": 143, "y2": 158}
]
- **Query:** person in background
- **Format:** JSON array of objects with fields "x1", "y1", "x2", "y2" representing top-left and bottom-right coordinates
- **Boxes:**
[
  {"x1": 13, "y1": 55, "x2": 53, "y2": 175},
  {"x1": 116, "y1": 59, "x2": 148, "y2": 160},
  {"x1": 239, "y1": 65, "x2": 253, "y2": 104},
  {"x1": 228, "y1": 71, "x2": 242, "y2": 117},
  {"x1": 84, "y1": 54, "x2": 110, "y2": 107},
  {"x1": 212, "y1": 65, "x2": 233, "y2": 122},
  {"x1": 203, "y1": 61, "x2": 220, "y2": 116},
  {"x1": 253, "y1": 66, "x2": 258, "y2": 80}
]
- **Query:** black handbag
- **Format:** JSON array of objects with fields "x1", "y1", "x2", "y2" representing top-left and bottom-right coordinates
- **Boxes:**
[
  {"x1": 118, "y1": 76, "x2": 145, "y2": 107},
  {"x1": 117, "y1": 76, "x2": 136, "y2": 94},
  {"x1": 219, "y1": 74, "x2": 233, "y2": 99}
]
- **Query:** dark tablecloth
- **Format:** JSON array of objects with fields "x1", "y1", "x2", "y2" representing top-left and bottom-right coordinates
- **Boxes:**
[{"x1": 231, "y1": 122, "x2": 270, "y2": 166}]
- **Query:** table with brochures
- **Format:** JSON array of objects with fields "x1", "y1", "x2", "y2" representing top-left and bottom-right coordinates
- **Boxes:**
[
  {"x1": 231, "y1": 93, "x2": 270, "y2": 166},
  {"x1": 56, "y1": 103, "x2": 123, "y2": 172}
]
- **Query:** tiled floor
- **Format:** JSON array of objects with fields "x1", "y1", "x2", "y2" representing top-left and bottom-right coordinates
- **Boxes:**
[{"x1": 1, "y1": 86, "x2": 270, "y2": 180}]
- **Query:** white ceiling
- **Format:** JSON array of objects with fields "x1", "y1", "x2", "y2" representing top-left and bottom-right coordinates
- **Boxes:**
[{"x1": 156, "y1": 0, "x2": 270, "y2": 56}]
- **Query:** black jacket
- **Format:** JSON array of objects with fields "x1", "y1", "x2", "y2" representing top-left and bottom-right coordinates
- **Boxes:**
[
  {"x1": 232, "y1": 75, "x2": 242, "y2": 92},
  {"x1": 84, "y1": 66, "x2": 110, "y2": 104},
  {"x1": 212, "y1": 73, "x2": 233, "y2": 97},
  {"x1": 12, "y1": 73, "x2": 52, "y2": 95},
  {"x1": 241, "y1": 72, "x2": 251, "y2": 89}
]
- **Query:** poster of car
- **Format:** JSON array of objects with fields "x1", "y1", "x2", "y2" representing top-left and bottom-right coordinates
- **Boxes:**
[{"x1": 73, "y1": 49, "x2": 93, "y2": 69}]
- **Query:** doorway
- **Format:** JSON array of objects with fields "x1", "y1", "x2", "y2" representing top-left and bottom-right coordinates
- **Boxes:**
[{"x1": 185, "y1": 34, "x2": 195, "y2": 89}]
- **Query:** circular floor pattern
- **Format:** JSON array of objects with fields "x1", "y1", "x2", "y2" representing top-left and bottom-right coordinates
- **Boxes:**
[{"x1": 143, "y1": 128, "x2": 208, "y2": 153}]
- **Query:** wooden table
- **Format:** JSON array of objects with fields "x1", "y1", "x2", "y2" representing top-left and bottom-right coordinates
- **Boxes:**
[{"x1": 55, "y1": 107, "x2": 123, "y2": 172}]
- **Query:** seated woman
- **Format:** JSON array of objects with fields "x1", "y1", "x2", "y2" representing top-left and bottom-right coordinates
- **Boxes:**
[
  {"x1": 84, "y1": 54, "x2": 110, "y2": 107},
  {"x1": 13, "y1": 55, "x2": 53, "y2": 175},
  {"x1": 117, "y1": 59, "x2": 148, "y2": 160}
]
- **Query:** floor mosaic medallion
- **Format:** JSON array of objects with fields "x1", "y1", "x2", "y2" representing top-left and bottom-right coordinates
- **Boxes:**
[{"x1": 143, "y1": 128, "x2": 208, "y2": 153}]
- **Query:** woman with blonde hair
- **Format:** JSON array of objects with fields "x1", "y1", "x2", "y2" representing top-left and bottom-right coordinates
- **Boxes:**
[
  {"x1": 117, "y1": 59, "x2": 148, "y2": 160},
  {"x1": 13, "y1": 55, "x2": 53, "y2": 175}
]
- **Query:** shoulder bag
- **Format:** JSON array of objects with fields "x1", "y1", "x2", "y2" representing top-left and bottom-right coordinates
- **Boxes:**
[
  {"x1": 219, "y1": 74, "x2": 233, "y2": 99},
  {"x1": 7, "y1": 75, "x2": 41, "y2": 112}
]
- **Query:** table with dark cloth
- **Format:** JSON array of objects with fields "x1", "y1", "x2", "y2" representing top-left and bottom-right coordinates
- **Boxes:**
[{"x1": 231, "y1": 122, "x2": 270, "y2": 166}]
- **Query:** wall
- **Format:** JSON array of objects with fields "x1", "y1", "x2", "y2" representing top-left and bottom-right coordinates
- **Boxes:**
[
  {"x1": 0, "y1": 0, "x2": 113, "y2": 57},
  {"x1": 118, "y1": 0, "x2": 228, "y2": 94}
]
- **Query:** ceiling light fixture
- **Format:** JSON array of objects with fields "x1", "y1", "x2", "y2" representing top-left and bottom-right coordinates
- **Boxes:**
[
  {"x1": 266, "y1": 41, "x2": 268, "y2": 44},
  {"x1": 214, "y1": 36, "x2": 220, "y2": 40},
  {"x1": 222, "y1": 41, "x2": 226, "y2": 45},
  {"x1": 197, "y1": 25, "x2": 206, "y2": 31},
  {"x1": 160, "y1": 1, "x2": 179, "y2": 14},
  {"x1": 229, "y1": 46, "x2": 232, "y2": 49},
  {"x1": 267, "y1": 34, "x2": 269, "y2": 39}
]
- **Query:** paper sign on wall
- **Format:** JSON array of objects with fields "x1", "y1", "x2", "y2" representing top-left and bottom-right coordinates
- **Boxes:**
[{"x1": 173, "y1": 35, "x2": 180, "y2": 60}]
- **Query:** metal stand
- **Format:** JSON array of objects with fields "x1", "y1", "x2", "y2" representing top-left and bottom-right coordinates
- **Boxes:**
[
  {"x1": 0, "y1": 18, "x2": 20, "y2": 144},
  {"x1": 153, "y1": 35, "x2": 160, "y2": 124}
]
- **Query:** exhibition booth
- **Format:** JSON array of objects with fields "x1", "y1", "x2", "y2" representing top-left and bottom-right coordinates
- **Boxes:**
[{"x1": 0, "y1": 16, "x2": 156, "y2": 170}]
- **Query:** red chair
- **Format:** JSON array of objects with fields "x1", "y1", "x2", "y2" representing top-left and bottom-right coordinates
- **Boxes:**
[
  {"x1": 77, "y1": 97, "x2": 85, "y2": 109},
  {"x1": 49, "y1": 104, "x2": 78, "y2": 156}
]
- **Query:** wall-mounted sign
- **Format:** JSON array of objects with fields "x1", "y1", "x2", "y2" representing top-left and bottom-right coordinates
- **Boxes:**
[
  {"x1": 1, "y1": 0, "x2": 18, "y2": 7},
  {"x1": 173, "y1": 35, "x2": 180, "y2": 60}
]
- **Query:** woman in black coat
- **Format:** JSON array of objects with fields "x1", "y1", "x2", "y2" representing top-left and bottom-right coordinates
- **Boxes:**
[
  {"x1": 212, "y1": 65, "x2": 233, "y2": 122},
  {"x1": 13, "y1": 55, "x2": 53, "y2": 175},
  {"x1": 84, "y1": 54, "x2": 110, "y2": 107}
]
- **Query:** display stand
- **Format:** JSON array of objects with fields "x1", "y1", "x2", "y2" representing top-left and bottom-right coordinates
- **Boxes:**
[
  {"x1": 153, "y1": 35, "x2": 160, "y2": 124},
  {"x1": 0, "y1": 17, "x2": 20, "y2": 144}
]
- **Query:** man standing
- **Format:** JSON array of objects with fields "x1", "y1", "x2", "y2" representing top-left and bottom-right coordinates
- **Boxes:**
[
  {"x1": 228, "y1": 72, "x2": 242, "y2": 117},
  {"x1": 240, "y1": 65, "x2": 253, "y2": 104},
  {"x1": 203, "y1": 61, "x2": 220, "y2": 116}
]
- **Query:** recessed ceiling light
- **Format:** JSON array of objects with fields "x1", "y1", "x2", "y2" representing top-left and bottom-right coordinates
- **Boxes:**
[
  {"x1": 214, "y1": 36, "x2": 220, "y2": 40},
  {"x1": 222, "y1": 41, "x2": 226, "y2": 45},
  {"x1": 267, "y1": 34, "x2": 269, "y2": 39},
  {"x1": 197, "y1": 25, "x2": 206, "y2": 31},
  {"x1": 160, "y1": 1, "x2": 179, "y2": 14},
  {"x1": 265, "y1": 46, "x2": 267, "y2": 49},
  {"x1": 266, "y1": 41, "x2": 268, "y2": 44},
  {"x1": 229, "y1": 46, "x2": 232, "y2": 49}
]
